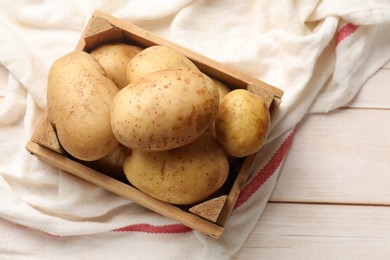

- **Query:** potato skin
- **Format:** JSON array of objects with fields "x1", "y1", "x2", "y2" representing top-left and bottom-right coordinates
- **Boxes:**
[
  {"x1": 83, "y1": 145, "x2": 131, "y2": 182},
  {"x1": 123, "y1": 133, "x2": 229, "y2": 205},
  {"x1": 127, "y1": 45, "x2": 200, "y2": 82},
  {"x1": 111, "y1": 67, "x2": 219, "y2": 151},
  {"x1": 215, "y1": 89, "x2": 270, "y2": 157},
  {"x1": 47, "y1": 51, "x2": 119, "y2": 161},
  {"x1": 207, "y1": 78, "x2": 231, "y2": 135},
  {"x1": 90, "y1": 43, "x2": 142, "y2": 89},
  {"x1": 212, "y1": 78, "x2": 230, "y2": 102}
]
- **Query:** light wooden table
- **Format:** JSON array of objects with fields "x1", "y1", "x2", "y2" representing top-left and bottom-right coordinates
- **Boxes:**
[{"x1": 235, "y1": 62, "x2": 390, "y2": 259}]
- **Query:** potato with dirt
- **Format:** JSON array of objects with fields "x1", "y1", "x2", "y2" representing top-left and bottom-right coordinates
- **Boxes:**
[
  {"x1": 215, "y1": 89, "x2": 270, "y2": 157},
  {"x1": 47, "y1": 51, "x2": 119, "y2": 161},
  {"x1": 126, "y1": 45, "x2": 200, "y2": 82},
  {"x1": 90, "y1": 43, "x2": 142, "y2": 89},
  {"x1": 111, "y1": 67, "x2": 219, "y2": 151},
  {"x1": 123, "y1": 133, "x2": 229, "y2": 205}
]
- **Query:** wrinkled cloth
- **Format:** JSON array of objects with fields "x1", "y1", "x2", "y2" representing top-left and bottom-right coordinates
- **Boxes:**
[{"x1": 1, "y1": 0, "x2": 390, "y2": 259}]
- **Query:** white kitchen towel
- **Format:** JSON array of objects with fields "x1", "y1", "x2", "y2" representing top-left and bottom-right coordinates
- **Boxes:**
[{"x1": 1, "y1": 0, "x2": 390, "y2": 259}]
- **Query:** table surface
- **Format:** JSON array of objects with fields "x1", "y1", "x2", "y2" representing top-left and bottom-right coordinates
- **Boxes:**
[
  {"x1": 1, "y1": 62, "x2": 389, "y2": 258},
  {"x1": 235, "y1": 61, "x2": 390, "y2": 259}
]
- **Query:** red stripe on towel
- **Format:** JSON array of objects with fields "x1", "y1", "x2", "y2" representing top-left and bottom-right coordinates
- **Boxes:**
[
  {"x1": 234, "y1": 129, "x2": 295, "y2": 208},
  {"x1": 113, "y1": 223, "x2": 193, "y2": 234},
  {"x1": 336, "y1": 23, "x2": 359, "y2": 46},
  {"x1": 112, "y1": 129, "x2": 295, "y2": 234}
]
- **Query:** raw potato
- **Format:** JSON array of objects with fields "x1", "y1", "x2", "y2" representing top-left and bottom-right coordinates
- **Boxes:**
[
  {"x1": 212, "y1": 78, "x2": 230, "y2": 101},
  {"x1": 90, "y1": 43, "x2": 142, "y2": 89},
  {"x1": 215, "y1": 89, "x2": 270, "y2": 157},
  {"x1": 47, "y1": 51, "x2": 119, "y2": 161},
  {"x1": 123, "y1": 133, "x2": 229, "y2": 205},
  {"x1": 111, "y1": 67, "x2": 220, "y2": 151},
  {"x1": 84, "y1": 145, "x2": 131, "y2": 182},
  {"x1": 207, "y1": 78, "x2": 231, "y2": 135},
  {"x1": 127, "y1": 45, "x2": 200, "y2": 82}
]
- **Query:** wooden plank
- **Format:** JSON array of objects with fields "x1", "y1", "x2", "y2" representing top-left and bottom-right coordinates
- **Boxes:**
[
  {"x1": 234, "y1": 203, "x2": 390, "y2": 259},
  {"x1": 217, "y1": 154, "x2": 257, "y2": 226},
  {"x1": 251, "y1": 203, "x2": 390, "y2": 238},
  {"x1": 270, "y1": 108, "x2": 390, "y2": 204},
  {"x1": 81, "y1": 17, "x2": 124, "y2": 52},
  {"x1": 189, "y1": 195, "x2": 227, "y2": 223},
  {"x1": 246, "y1": 82, "x2": 274, "y2": 109},
  {"x1": 346, "y1": 69, "x2": 390, "y2": 109},
  {"x1": 31, "y1": 112, "x2": 64, "y2": 154},
  {"x1": 236, "y1": 241, "x2": 390, "y2": 260}
]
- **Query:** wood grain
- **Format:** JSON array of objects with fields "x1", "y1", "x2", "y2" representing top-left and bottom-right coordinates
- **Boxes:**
[
  {"x1": 217, "y1": 154, "x2": 257, "y2": 226},
  {"x1": 246, "y1": 82, "x2": 275, "y2": 109},
  {"x1": 270, "y1": 108, "x2": 390, "y2": 204},
  {"x1": 189, "y1": 195, "x2": 227, "y2": 223},
  {"x1": 31, "y1": 112, "x2": 64, "y2": 154},
  {"x1": 347, "y1": 69, "x2": 390, "y2": 109},
  {"x1": 234, "y1": 203, "x2": 390, "y2": 259},
  {"x1": 236, "y1": 65, "x2": 390, "y2": 258}
]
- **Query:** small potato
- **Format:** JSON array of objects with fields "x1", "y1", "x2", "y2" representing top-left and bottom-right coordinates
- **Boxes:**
[
  {"x1": 127, "y1": 45, "x2": 200, "y2": 82},
  {"x1": 207, "y1": 78, "x2": 231, "y2": 135},
  {"x1": 111, "y1": 67, "x2": 219, "y2": 151},
  {"x1": 83, "y1": 145, "x2": 131, "y2": 182},
  {"x1": 47, "y1": 51, "x2": 119, "y2": 161},
  {"x1": 215, "y1": 89, "x2": 270, "y2": 157},
  {"x1": 90, "y1": 43, "x2": 142, "y2": 89},
  {"x1": 212, "y1": 78, "x2": 230, "y2": 102},
  {"x1": 123, "y1": 133, "x2": 229, "y2": 205}
]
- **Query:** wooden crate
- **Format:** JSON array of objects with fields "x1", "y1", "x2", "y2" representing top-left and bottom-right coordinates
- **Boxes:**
[{"x1": 25, "y1": 10, "x2": 283, "y2": 239}]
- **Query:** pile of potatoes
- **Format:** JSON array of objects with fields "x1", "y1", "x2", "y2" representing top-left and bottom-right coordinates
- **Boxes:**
[{"x1": 47, "y1": 43, "x2": 270, "y2": 205}]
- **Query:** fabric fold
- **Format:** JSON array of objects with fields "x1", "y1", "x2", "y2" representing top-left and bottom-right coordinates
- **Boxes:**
[{"x1": 1, "y1": 0, "x2": 390, "y2": 259}]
